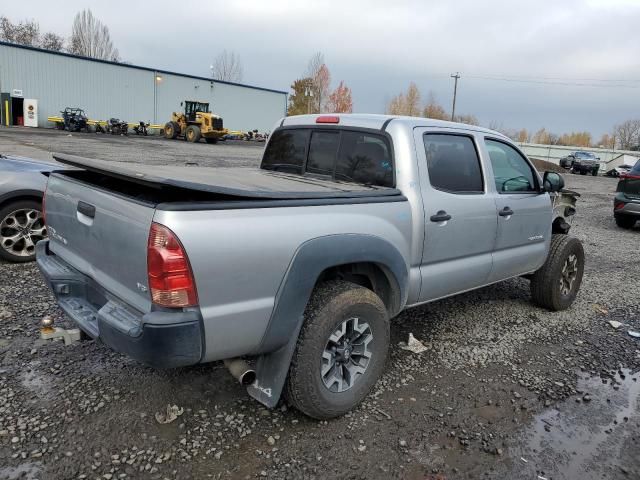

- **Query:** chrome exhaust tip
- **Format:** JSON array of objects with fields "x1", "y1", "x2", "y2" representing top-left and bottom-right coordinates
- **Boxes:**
[{"x1": 223, "y1": 358, "x2": 256, "y2": 386}]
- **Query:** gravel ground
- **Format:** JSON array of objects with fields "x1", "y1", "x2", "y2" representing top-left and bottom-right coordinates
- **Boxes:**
[{"x1": 0, "y1": 128, "x2": 639, "y2": 479}]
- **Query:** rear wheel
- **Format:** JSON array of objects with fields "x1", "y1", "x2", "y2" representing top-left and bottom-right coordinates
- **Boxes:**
[
  {"x1": 530, "y1": 234, "x2": 584, "y2": 311},
  {"x1": 185, "y1": 125, "x2": 201, "y2": 143},
  {"x1": 592, "y1": 169, "x2": 598, "y2": 176},
  {"x1": 164, "y1": 121, "x2": 180, "y2": 139},
  {"x1": 0, "y1": 200, "x2": 46, "y2": 263},
  {"x1": 284, "y1": 280, "x2": 390, "y2": 419},
  {"x1": 615, "y1": 215, "x2": 637, "y2": 229}
]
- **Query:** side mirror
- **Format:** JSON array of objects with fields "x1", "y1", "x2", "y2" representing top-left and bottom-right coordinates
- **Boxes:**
[{"x1": 543, "y1": 171, "x2": 564, "y2": 193}]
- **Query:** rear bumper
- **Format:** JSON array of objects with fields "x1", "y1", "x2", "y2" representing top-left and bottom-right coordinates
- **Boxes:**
[
  {"x1": 36, "y1": 240, "x2": 203, "y2": 368},
  {"x1": 614, "y1": 193, "x2": 640, "y2": 217}
]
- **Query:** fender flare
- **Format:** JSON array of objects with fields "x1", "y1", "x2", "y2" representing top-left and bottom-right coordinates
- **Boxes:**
[
  {"x1": 247, "y1": 234, "x2": 408, "y2": 407},
  {"x1": 0, "y1": 189, "x2": 44, "y2": 207}
]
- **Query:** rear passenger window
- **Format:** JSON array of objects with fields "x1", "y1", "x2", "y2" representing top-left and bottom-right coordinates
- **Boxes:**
[
  {"x1": 485, "y1": 139, "x2": 537, "y2": 193},
  {"x1": 336, "y1": 132, "x2": 393, "y2": 186},
  {"x1": 423, "y1": 134, "x2": 484, "y2": 193}
]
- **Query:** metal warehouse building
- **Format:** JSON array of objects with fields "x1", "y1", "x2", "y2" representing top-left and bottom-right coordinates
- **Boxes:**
[{"x1": 0, "y1": 41, "x2": 287, "y2": 132}]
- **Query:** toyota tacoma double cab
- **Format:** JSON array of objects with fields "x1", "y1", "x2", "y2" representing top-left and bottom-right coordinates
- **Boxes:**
[{"x1": 37, "y1": 114, "x2": 584, "y2": 419}]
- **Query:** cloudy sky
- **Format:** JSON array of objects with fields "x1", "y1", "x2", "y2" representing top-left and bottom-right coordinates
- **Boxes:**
[{"x1": 4, "y1": 0, "x2": 640, "y2": 137}]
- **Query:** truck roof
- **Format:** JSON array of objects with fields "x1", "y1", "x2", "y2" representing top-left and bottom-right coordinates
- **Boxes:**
[
  {"x1": 52, "y1": 153, "x2": 402, "y2": 200},
  {"x1": 281, "y1": 114, "x2": 508, "y2": 139}
]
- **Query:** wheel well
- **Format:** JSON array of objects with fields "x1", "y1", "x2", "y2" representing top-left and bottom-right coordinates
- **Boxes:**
[
  {"x1": 316, "y1": 262, "x2": 401, "y2": 316},
  {"x1": 552, "y1": 216, "x2": 570, "y2": 235},
  {"x1": 0, "y1": 194, "x2": 43, "y2": 211}
]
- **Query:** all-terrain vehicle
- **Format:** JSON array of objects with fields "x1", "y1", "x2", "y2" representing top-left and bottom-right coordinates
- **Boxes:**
[
  {"x1": 56, "y1": 107, "x2": 89, "y2": 132},
  {"x1": 164, "y1": 101, "x2": 226, "y2": 144}
]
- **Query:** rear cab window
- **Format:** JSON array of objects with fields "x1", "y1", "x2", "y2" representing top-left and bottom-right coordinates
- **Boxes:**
[{"x1": 261, "y1": 128, "x2": 394, "y2": 187}]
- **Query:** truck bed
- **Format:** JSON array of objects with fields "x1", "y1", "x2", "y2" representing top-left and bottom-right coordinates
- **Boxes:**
[{"x1": 52, "y1": 153, "x2": 402, "y2": 200}]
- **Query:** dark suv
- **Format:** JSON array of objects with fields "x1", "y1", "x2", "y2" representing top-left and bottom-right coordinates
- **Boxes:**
[
  {"x1": 560, "y1": 151, "x2": 600, "y2": 176},
  {"x1": 614, "y1": 160, "x2": 640, "y2": 229}
]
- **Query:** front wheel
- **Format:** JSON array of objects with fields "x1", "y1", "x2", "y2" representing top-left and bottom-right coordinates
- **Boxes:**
[
  {"x1": 0, "y1": 200, "x2": 47, "y2": 262},
  {"x1": 592, "y1": 169, "x2": 598, "y2": 177},
  {"x1": 284, "y1": 281, "x2": 390, "y2": 419},
  {"x1": 530, "y1": 234, "x2": 584, "y2": 311}
]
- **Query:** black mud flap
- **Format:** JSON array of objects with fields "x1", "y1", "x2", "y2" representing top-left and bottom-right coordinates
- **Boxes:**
[{"x1": 246, "y1": 319, "x2": 303, "y2": 408}]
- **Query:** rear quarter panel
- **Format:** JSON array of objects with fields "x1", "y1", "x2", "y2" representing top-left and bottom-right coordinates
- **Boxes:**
[{"x1": 154, "y1": 201, "x2": 413, "y2": 362}]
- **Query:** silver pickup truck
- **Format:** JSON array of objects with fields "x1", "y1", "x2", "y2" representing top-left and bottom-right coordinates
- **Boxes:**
[{"x1": 37, "y1": 114, "x2": 584, "y2": 419}]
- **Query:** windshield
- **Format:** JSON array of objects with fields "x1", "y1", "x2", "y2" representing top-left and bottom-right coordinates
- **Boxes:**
[
  {"x1": 631, "y1": 160, "x2": 640, "y2": 174},
  {"x1": 575, "y1": 152, "x2": 596, "y2": 159},
  {"x1": 261, "y1": 128, "x2": 394, "y2": 187}
]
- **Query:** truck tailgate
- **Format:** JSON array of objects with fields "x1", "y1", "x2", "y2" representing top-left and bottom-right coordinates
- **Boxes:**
[{"x1": 45, "y1": 172, "x2": 154, "y2": 313}]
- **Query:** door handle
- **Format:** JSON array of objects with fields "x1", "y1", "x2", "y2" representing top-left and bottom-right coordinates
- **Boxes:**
[
  {"x1": 498, "y1": 206, "x2": 514, "y2": 217},
  {"x1": 77, "y1": 201, "x2": 96, "y2": 219},
  {"x1": 430, "y1": 210, "x2": 452, "y2": 222}
]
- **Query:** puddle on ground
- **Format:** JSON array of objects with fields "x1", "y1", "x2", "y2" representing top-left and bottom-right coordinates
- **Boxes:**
[{"x1": 508, "y1": 369, "x2": 640, "y2": 479}]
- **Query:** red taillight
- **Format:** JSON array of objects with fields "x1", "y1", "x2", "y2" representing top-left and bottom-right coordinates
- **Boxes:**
[
  {"x1": 316, "y1": 115, "x2": 340, "y2": 124},
  {"x1": 147, "y1": 222, "x2": 198, "y2": 308},
  {"x1": 614, "y1": 201, "x2": 625, "y2": 211}
]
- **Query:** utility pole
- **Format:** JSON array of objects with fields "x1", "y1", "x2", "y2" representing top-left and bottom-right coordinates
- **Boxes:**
[
  {"x1": 450, "y1": 72, "x2": 460, "y2": 121},
  {"x1": 304, "y1": 85, "x2": 313, "y2": 114}
]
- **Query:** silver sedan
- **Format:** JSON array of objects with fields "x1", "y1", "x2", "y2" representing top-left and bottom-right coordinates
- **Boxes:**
[{"x1": 0, "y1": 154, "x2": 63, "y2": 262}]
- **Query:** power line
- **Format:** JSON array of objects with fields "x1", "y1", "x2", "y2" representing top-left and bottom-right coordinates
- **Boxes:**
[
  {"x1": 461, "y1": 75, "x2": 640, "y2": 89},
  {"x1": 422, "y1": 73, "x2": 640, "y2": 88}
]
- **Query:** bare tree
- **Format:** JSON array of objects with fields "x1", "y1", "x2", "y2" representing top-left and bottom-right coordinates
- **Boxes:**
[
  {"x1": 40, "y1": 32, "x2": 64, "y2": 51},
  {"x1": 0, "y1": 16, "x2": 64, "y2": 51},
  {"x1": 306, "y1": 52, "x2": 331, "y2": 112},
  {"x1": 211, "y1": 50, "x2": 243, "y2": 82},
  {"x1": 613, "y1": 119, "x2": 640, "y2": 150},
  {"x1": 69, "y1": 9, "x2": 119, "y2": 61},
  {"x1": 0, "y1": 16, "x2": 39, "y2": 45}
]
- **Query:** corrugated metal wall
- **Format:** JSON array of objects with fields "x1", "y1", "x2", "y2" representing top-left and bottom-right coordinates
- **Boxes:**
[{"x1": 0, "y1": 43, "x2": 287, "y2": 132}]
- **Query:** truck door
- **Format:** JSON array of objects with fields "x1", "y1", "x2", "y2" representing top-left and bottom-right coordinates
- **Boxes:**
[
  {"x1": 481, "y1": 137, "x2": 551, "y2": 282},
  {"x1": 415, "y1": 130, "x2": 498, "y2": 302}
]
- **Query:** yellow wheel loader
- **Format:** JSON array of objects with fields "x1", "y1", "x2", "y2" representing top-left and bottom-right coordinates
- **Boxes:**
[{"x1": 164, "y1": 101, "x2": 227, "y2": 144}]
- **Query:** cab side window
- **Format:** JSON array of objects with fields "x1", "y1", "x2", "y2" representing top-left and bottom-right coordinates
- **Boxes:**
[
  {"x1": 423, "y1": 134, "x2": 484, "y2": 193},
  {"x1": 485, "y1": 139, "x2": 538, "y2": 193}
]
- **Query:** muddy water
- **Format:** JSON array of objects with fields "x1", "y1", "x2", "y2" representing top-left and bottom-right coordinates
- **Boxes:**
[{"x1": 506, "y1": 369, "x2": 640, "y2": 479}]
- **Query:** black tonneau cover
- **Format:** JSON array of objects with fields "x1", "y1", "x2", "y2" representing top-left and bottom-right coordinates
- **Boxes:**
[{"x1": 53, "y1": 153, "x2": 401, "y2": 200}]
